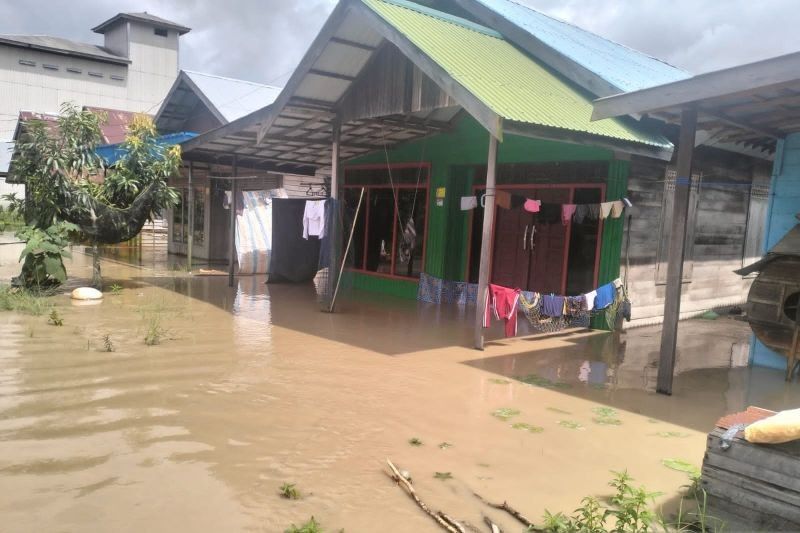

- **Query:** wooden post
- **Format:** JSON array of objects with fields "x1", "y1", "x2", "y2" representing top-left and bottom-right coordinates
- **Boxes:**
[
  {"x1": 228, "y1": 156, "x2": 238, "y2": 288},
  {"x1": 331, "y1": 118, "x2": 340, "y2": 200},
  {"x1": 657, "y1": 106, "x2": 697, "y2": 395},
  {"x1": 187, "y1": 160, "x2": 194, "y2": 272},
  {"x1": 474, "y1": 134, "x2": 499, "y2": 350}
]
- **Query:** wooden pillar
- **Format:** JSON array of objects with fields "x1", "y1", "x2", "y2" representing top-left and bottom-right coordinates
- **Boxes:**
[
  {"x1": 228, "y1": 156, "x2": 238, "y2": 288},
  {"x1": 187, "y1": 160, "x2": 194, "y2": 272},
  {"x1": 331, "y1": 119, "x2": 340, "y2": 200},
  {"x1": 328, "y1": 119, "x2": 342, "y2": 312},
  {"x1": 657, "y1": 106, "x2": 697, "y2": 395},
  {"x1": 474, "y1": 134, "x2": 499, "y2": 350}
]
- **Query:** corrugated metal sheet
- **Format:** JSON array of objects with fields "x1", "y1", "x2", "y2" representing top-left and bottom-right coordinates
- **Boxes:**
[
  {"x1": 184, "y1": 71, "x2": 282, "y2": 123},
  {"x1": 0, "y1": 34, "x2": 129, "y2": 64},
  {"x1": 472, "y1": 0, "x2": 690, "y2": 93},
  {"x1": 362, "y1": 0, "x2": 671, "y2": 149}
]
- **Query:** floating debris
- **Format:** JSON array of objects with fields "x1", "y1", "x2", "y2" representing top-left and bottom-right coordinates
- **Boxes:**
[
  {"x1": 438, "y1": 442, "x2": 453, "y2": 449},
  {"x1": 653, "y1": 431, "x2": 690, "y2": 439},
  {"x1": 279, "y1": 482, "x2": 301, "y2": 500},
  {"x1": 433, "y1": 472, "x2": 453, "y2": 480},
  {"x1": 511, "y1": 422, "x2": 544, "y2": 433},
  {"x1": 661, "y1": 458, "x2": 701, "y2": 478},
  {"x1": 408, "y1": 437, "x2": 423, "y2": 446},
  {"x1": 557, "y1": 420, "x2": 585, "y2": 430},
  {"x1": 491, "y1": 408, "x2": 521, "y2": 421}
]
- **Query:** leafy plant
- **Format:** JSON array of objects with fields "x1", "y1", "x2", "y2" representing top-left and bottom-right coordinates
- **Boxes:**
[
  {"x1": 592, "y1": 407, "x2": 618, "y2": 417},
  {"x1": 13, "y1": 222, "x2": 77, "y2": 289},
  {"x1": 285, "y1": 517, "x2": 321, "y2": 533},
  {"x1": 512, "y1": 422, "x2": 544, "y2": 433},
  {"x1": 109, "y1": 284, "x2": 123, "y2": 295},
  {"x1": 144, "y1": 314, "x2": 166, "y2": 346},
  {"x1": 516, "y1": 373, "x2": 572, "y2": 389},
  {"x1": 557, "y1": 420, "x2": 584, "y2": 430},
  {"x1": 491, "y1": 408, "x2": 521, "y2": 421},
  {"x1": 279, "y1": 482, "x2": 301, "y2": 500},
  {"x1": 661, "y1": 458, "x2": 701, "y2": 479},
  {"x1": 48, "y1": 309, "x2": 63, "y2": 326},
  {"x1": 593, "y1": 417, "x2": 623, "y2": 426},
  {"x1": 408, "y1": 437, "x2": 423, "y2": 446},
  {"x1": 102, "y1": 334, "x2": 115, "y2": 352}
]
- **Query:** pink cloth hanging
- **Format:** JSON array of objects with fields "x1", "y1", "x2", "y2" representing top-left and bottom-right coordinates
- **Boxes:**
[
  {"x1": 561, "y1": 204, "x2": 577, "y2": 225},
  {"x1": 523, "y1": 199, "x2": 541, "y2": 213}
]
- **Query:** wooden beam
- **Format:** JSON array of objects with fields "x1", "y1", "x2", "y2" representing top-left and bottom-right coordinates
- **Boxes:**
[
  {"x1": 657, "y1": 106, "x2": 698, "y2": 396},
  {"x1": 330, "y1": 36, "x2": 377, "y2": 52},
  {"x1": 187, "y1": 160, "x2": 194, "y2": 272},
  {"x1": 277, "y1": 110, "x2": 334, "y2": 137},
  {"x1": 308, "y1": 68, "x2": 357, "y2": 82},
  {"x1": 475, "y1": 134, "x2": 499, "y2": 350},
  {"x1": 229, "y1": 155, "x2": 238, "y2": 288},
  {"x1": 593, "y1": 52, "x2": 800, "y2": 121},
  {"x1": 699, "y1": 108, "x2": 783, "y2": 139},
  {"x1": 720, "y1": 92, "x2": 800, "y2": 116}
]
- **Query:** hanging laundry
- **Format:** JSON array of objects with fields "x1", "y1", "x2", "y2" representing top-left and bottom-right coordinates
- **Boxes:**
[
  {"x1": 511, "y1": 194, "x2": 526, "y2": 209},
  {"x1": 542, "y1": 294, "x2": 565, "y2": 318},
  {"x1": 584, "y1": 290, "x2": 597, "y2": 311},
  {"x1": 573, "y1": 204, "x2": 588, "y2": 224},
  {"x1": 302, "y1": 199, "x2": 326, "y2": 239},
  {"x1": 587, "y1": 204, "x2": 600, "y2": 220},
  {"x1": 495, "y1": 190, "x2": 512, "y2": 210},
  {"x1": 599, "y1": 201, "x2": 614, "y2": 220},
  {"x1": 594, "y1": 283, "x2": 617, "y2": 310},
  {"x1": 623, "y1": 197, "x2": 633, "y2": 208},
  {"x1": 565, "y1": 295, "x2": 585, "y2": 316},
  {"x1": 562, "y1": 204, "x2": 577, "y2": 225},
  {"x1": 398, "y1": 217, "x2": 417, "y2": 264},
  {"x1": 483, "y1": 284, "x2": 521, "y2": 337},
  {"x1": 524, "y1": 198, "x2": 541, "y2": 213},
  {"x1": 613, "y1": 278, "x2": 623, "y2": 289},
  {"x1": 611, "y1": 200, "x2": 625, "y2": 218},
  {"x1": 460, "y1": 196, "x2": 478, "y2": 211}
]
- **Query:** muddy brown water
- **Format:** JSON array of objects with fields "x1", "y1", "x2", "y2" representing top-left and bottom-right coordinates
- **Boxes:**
[{"x1": 1, "y1": 236, "x2": 799, "y2": 532}]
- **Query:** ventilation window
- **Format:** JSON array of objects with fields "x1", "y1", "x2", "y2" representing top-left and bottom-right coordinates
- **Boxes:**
[
  {"x1": 785, "y1": 292, "x2": 800, "y2": 322},
  {"x1": 18, "y1": 59, "x2": 35, "y2": 67},
  {"x1": 154, "y1": 28, "x2": 168, "y2": 37},
  {"x1": 88, "y1": 71, "x2": 104, "y2": 78},
  {"x1": 42, "y1": 63, "x2": 59, "y2": 71},
  {"x1": 66, "y1": 67, "x2": 82, "y2": 74},
  {"x1": 110, "y1": 74, "x2": 125, "y2": 81}
]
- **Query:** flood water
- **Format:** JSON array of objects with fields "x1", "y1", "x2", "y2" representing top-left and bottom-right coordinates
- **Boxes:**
[{"x1": 1, "y1": 235, "x2": 799, "y2": 532}]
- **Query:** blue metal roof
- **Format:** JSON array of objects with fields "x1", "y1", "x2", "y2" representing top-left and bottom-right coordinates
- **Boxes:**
[
  {"x1": 97, "y1": 132, "x2": 198, "y2": 166},
  {"x1": 471, "y1": 0, "x2": 691, "y2": 93}
]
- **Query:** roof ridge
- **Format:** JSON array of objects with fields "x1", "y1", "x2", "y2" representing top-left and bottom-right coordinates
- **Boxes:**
[
  {"x1": 183, "y1": 69, "x2": 283, "y2": 90},
  {"x1": 368, "y1": 0, "x2": 502, "y2": 38},
  {"x1": 500, "y1": 0, "x2": 688, "y2": 73}
]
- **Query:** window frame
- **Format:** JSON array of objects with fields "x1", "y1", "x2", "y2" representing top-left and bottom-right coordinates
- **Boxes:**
[{"x1": 343, "y1": 162, "x2": 431, "y2": 280}]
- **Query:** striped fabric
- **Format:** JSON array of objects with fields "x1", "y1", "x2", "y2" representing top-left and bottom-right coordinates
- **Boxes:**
[{"x1": 236, "y1": 188, "x2": 288, "y2": 275}]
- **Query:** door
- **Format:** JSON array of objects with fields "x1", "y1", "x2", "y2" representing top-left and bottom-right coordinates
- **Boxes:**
[
  {"x1": 528, "y1": 188, "x2": 570, "y2": 294},
  {"x1": 491, "y1": 204, "x2": 532, "y2": 288}
]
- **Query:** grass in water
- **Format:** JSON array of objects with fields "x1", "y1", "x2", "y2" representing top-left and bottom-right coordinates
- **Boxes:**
[
  {"x1": 408, "y1": 437, "x2": 423, "y2": 446},
  {"x1": 434, "y1": 472, "x2": 453, "y2": 480},
  {"x1": 284, "y1": 517, "x2": 321, "y2": 533},
  {"x1": 593, "y1": 417, "x2": 623, "y2": 426},
  {"x1": 557, "y1": 420, "x2": 585, "y2": 430},
  {"x1": 101, "y1": 335, "x2": 115, "y2": 353},
  {"x1": 0, "y1": 285, "x2": 53, "y2": 316},
  {"x1": 512, "y1": 422, "x2": 544, "y2": 433},
  {"x1": 279, "y1": 482, "x2": 301, "y2": 500},
  {"x1": 108, "y1": 284, "x2": 123, "y2": 295},
  {"x1": 516, "y1": 373, "x2": 572, "y2": 389},
  {"x1": 48, "y1": 309, "x2": 63, "y2": 326},
  {"x1": 591, "y1": 407, "x2": 618, "y2": 417},
  {"x1": 491, "y1": 408, "x2": 521, "y2": 421}
]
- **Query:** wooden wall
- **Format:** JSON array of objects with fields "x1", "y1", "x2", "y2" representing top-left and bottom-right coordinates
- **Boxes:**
[{"x1": 625, "y1": 147, "x2": 772, "y2": 327}]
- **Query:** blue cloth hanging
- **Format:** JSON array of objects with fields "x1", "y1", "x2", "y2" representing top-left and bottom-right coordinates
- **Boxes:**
[{"x1": 594, "y1": 283, "x2": 617, "y2": 310}]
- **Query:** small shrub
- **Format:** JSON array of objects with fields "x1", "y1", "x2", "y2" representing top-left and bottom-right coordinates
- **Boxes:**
[
  {"x1": 491, "y1": 408, "x2": 521, "y2": 421},
  {"x1": 109, "y1": 284, "x2": 123, "y2": 295},
  {"x1": 48, "y1": 309, "x2": 63, "y2": 326},
  {"x1": 102, "y1": 334, "x2": 115, "y2": 353},
  {"x1": 279, "y1": 483, "x2": 301, "y2": 500},
  {"x1": 285, "y1": 517, "x2": 321, "y2": 533},
  {"x1": 14, "y1": 222, "x2": 77, "y2": 289},
  {"x1": 0, "y1": 285, "x2": 52, "y2": 316}
]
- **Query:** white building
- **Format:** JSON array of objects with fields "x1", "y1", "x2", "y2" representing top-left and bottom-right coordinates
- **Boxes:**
[{"x1": 0, "y1": 12, "x2": 190, "y2": 200}]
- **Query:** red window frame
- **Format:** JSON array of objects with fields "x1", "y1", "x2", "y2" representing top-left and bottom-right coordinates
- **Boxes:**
[{"x1": 342, "y1": 163, "x2": 431, "y2": 280}]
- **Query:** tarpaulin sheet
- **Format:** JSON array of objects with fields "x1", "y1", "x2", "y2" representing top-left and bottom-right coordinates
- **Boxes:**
[
  {"x1": 235, "y1": 189, "x2": 287, "y2": 275},
  {"x1": 269, "y1": 198, "x2": 321, "y2": 283}
]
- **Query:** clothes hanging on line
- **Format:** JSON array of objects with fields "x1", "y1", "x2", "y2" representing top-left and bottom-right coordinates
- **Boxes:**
[
  {"x1": 599, "y1": 201, "x2": 614, "y2": 220},
  {"x1": 511, "y1": 195, "x2": 526, "y2": 209},
  {"x1": 542, "y1": 294, "x2": 565, "y2": 318},
  {"x1": 584, "y1": 290, "x2": 597, "y2": 311},
  {"x1": 524, "y1": 199, "x2": 541, "y2": 213},
  {"x1": 562, "y1": 204, "x2": 577, "y2": 225},
  {"x1": 302, "y1": 200, "x2": 326, "y2": 239},
  {"x1": 460, "y1": 196, "x2": 478, "y2": 211},
  {"x1": 594, "y1": 283, "x2": 617, "y2": 310},
  {"x1": 495, "y1": 190, "x2": 513, "y2": 210},
  {"x1": 484, "y1": 283, "x2": 521, "y2": 337},
  {"x1": 623, "y1": 197, "x2": 633, "y2": 208},
  {"x1": 611, "y1": 200, "x2": 625, "y2": 219}
]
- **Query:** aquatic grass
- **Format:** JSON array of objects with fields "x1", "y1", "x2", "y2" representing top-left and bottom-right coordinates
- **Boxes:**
[
  {"x1": 546, "y1": 407, "x2": 572, "y2": 415},
  {"x1": 434, "y1": 472, "x2": 453, "y2": 480},
  {"x1": 0, "y1": 285, "x2": 53, "y2": 316},
  {"x1": 284, "y1": 516, "x2": 321, "y2": 533},
  {"x1": 491, "y1": 408, "x2": 521, "y2": 421},
  {"x1": 591, "y1": 407, "x2": 618, "y2": 417},
  {"x1": 279, "y1": 482, "x2": 301, "y2": 500},
  {"x1": 512, "y1": 422, "x2": 544, "y2": 433},
  {"x1": 408, "y1": 437, "x2": 423, "y2": 446},
  {"x1": 108, "y1": 284, "x2": 123, "y2": 295},
  {"x1": 557, "y1": 420, "x2": 585, "y2": 430},
  {"x1": 139, "y1": 298, "x2": 172, "y2": 346},
  {"x1": 102, "y1": 334, "x2": 115, "y2": 353},
  {"x1": 661, "y1": 458, "x2": 701, "y2": 479},
  {"x1": 592, "y1": 417, "x2": 623, "y2": 426},
  {"x1": 516, "y1": 373, "x2": 572, "y2": 389},
  {"x1": 47, "y1": 309, "x2": 63, "y2": 326}
]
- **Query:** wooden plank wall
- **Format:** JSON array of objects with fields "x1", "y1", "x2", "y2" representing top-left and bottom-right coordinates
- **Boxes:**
[{"x1": 625, "y1": 147, "x2": 772, "y2": 327}]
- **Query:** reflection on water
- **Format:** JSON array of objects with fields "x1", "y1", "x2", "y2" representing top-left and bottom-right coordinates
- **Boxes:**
[{"x1": 1, "y1": 235, "x2": 799, "y2": 532}]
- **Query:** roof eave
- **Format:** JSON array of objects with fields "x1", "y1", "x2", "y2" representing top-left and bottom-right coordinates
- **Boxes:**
[{"x1": 0, "y1": 37, "x2": 130, "y2": 65}]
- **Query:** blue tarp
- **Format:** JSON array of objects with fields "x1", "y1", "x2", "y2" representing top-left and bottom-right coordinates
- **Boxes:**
[{"x1": 96, "y1": 132, "x2": 198, "y2": 166}]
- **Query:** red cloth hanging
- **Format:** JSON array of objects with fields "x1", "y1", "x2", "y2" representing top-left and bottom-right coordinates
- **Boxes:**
[{"x1": 483, "y1": 283, "x2": 521, "y2": 337}]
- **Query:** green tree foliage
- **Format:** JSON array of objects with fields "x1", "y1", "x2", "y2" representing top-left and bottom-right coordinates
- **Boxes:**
[{"x1": 13, "y1": 222, "x2": 77, "y2": 289}]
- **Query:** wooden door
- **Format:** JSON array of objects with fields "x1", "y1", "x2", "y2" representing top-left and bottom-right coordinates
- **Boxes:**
[
  {"x1": 491, "y1": 205, "x2": 532, "y2": 289},
  {"x1": 528, "y1": 188, "x2": 570, "y2": 294}
]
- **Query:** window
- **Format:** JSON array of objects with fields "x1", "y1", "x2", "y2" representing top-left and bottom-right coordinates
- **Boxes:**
[
  {"x1": 110, "y1": 74, "x2": 125, "y2": 81},
  {"x1": 154, "y1": 28, "x2": 168, "y2": 37},
  {"x1": 18, "y1": 59, "x2": 35, "y2": 67},
  {"x1": 42, "y1": 63, "x2": 58, "y2": 71},
  {"x1": 66, "y1": 67, "x2": 82, "y2": 74},
  {"x1": 172, "y1": 187, "x2": 205, "y2": 245},
  {"x1": 343, "y1": 165, "x2": 429, "y2": 279},
  {"x1": 656, "y1": 168, "x2": 702, "y2": 284},
  {"x1": 88, "y1": 71, "x2": 104, "y2": 78}
]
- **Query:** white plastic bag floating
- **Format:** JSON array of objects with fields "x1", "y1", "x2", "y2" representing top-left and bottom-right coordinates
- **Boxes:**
[{"x1": 745, "y1": 408, "x2": 800, "y2": 444}]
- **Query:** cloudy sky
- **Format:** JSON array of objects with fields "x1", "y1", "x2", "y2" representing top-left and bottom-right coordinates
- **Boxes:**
[{"x1": 1, "y1": 0, "x2": 798, "y2": 88}]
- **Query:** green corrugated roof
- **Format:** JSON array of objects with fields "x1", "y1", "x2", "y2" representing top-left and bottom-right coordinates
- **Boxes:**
[{"x1": 362, "y1": 0, "x2": 672, "y2": 150}]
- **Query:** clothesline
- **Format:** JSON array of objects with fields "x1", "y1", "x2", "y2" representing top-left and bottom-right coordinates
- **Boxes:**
[{"x1": 461, "y1": 192, "x2": 633, "y2": 222}]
